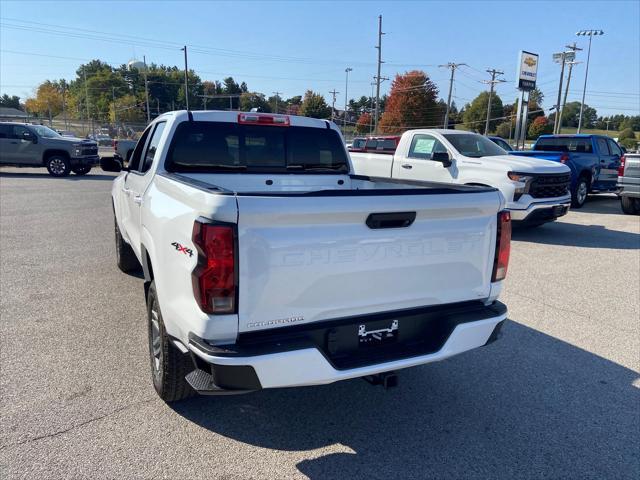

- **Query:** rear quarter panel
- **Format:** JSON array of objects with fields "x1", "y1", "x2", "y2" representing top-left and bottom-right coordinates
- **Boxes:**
[{"x1": 142, "y1": 174, "x2": 239, "y2": 345}]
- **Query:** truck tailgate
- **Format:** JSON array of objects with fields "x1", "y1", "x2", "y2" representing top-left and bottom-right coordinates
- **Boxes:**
[{"x1": 236, "y1": 190, "x2": 500, "y2": 332}]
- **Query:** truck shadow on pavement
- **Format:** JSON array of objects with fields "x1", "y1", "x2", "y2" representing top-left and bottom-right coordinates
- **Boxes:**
[
  {"x1": 0, "y1": 171, "x2": 116, "y2": 181},
  {"x1": 571, "y1": 194, "x2": 623, "y2": 215},
  {"x1": 170, "y1": 321, "x2": 639, "y2": 479},
  {"x1": 512, "y1": 220, "x2": 640, "y2": 249}
]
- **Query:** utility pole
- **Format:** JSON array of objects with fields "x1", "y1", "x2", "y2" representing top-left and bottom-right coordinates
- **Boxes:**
[
  {"x1": 272, "y1": 91, "x2": 282, "y2": 113},
  {"x1": 62, "y1": 83, "x2": 68, "y2": 130},
  {"x1": 373, "y1": 15, "x2": 385, "y2": 134},
  {"x1": 329, "y1": 89, "x2": 339, "y2": 121},
  {"x1": 605, "y1": 119, "x2": 611, "y2": 132},
  {"x1": 181, "y1": 46, "x2": 190, "y2": 111},
  {"x1": 370, "y1": 80, "x2": 375, "y2": 134},
  {"x1": 143, "y1": 55, "x2": 150, "y2": 123},
  {"x1": 552, "y1": 52, "x2": 568, "y2": 134},
  {"x1": 559, "y1": 60, "x2": 581, "y2": 132},
  {"x1": 343, "y1": 67, "x2": 353, "y2": 133},
  {"x1": 576, "y1": 29, "x2": 604, "y2": 133},
  {"x1": 483, "y1": 68, "x2": 504, "y2": 134},
  {"x1": 157, "y1": 98, "x2": 160, "y2": 116},
  {"x1": 112, "y1": 86, "x2": 117, "y2": 126},
  {"x1": 439, "y1": 62, "x2": 467, "y2": 129},
  {"x1": 83, "y1": 66, "x2": 93, "y2": 138}
]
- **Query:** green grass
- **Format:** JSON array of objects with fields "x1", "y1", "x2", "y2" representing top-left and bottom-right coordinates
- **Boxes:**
[{"x1": 557, "y1": 127, "x2": 640, "y2": 138}]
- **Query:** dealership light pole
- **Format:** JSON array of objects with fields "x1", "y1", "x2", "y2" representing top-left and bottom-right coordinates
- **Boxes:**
[
  {"x1": 576, "y1": 29, "x2": 604, "y2": 133},
  {"x1": 343, "y1": 67, "x2": 353, "y2": 133}
]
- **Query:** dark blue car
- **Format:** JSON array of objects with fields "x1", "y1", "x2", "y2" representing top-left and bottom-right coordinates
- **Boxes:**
[{"x1": 510, "y1": 135, "x2": 623, "y2": 208}]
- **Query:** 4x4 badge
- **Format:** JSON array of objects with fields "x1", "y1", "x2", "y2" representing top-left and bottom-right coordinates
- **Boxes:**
[{"x1": 171, "y1": 242, "x2": 193, "y2": 257}]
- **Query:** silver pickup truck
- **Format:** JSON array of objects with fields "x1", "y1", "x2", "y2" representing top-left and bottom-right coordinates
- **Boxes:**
[
  {"x1": 0, "y1": 122, "x2": 99, "y2": 176},
  {"x1": 618, "y1": 154, "x2": 640, "y2": 215}
]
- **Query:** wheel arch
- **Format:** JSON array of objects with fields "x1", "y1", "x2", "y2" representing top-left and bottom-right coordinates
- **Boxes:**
[{"x1": 42, "y1": 149, "x2": 70, "y2": 166}]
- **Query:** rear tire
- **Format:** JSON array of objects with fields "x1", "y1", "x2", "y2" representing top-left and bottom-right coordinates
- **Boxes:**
[
  {"x1": 147, "y1": 281, "x2": 194, "y2": 402},
  {"x1": 114, "y1": 217, "x2": 140, "y2": 273},
  {"x1": 72, "y1": 165, "x2": 91, "y2": 175},
  {"x1": 46, "y1": 155, "x2": 71, "y2": 177},
  {"x1": 620, "y1": 196, "x2": 640, "y2": 215},
  {"x1": 571, "y1": 176, "x2": 589, "y2": 209}
]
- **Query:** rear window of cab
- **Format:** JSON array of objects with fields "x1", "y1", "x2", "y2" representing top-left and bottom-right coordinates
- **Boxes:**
[
  {"x1": 534, "y1": 137, "x2": 593, "y2": 153},
  {"x1": 165, "y1": 121, "x2": 349, "y2": 173}
]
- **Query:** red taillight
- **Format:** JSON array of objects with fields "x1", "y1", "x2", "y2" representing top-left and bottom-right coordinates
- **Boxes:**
[
  {"x1": 238, "y1": 113, "x2": 290, "y2": 126},
  {"x1": 492, "y1": 211, "x2": 511, "y2": 282},
  {"x1": 192, "y1": 222, "x2": 236, "y2": 314},
  {"x1": 560, "y1": 153, "x2": 569, "y2": 164},
  {"x1": 618, "y1": 155, "x2": 626, "y2": 176}
]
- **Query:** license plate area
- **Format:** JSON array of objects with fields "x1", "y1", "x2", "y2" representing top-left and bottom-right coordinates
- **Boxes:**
[{"x1": 358, "y1": 319, "x2": 399, "y2": 347}]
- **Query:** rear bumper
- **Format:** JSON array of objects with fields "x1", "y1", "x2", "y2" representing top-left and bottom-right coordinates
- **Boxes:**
[
  {"x1": 617, "y1": 178, "x2": 640, "y2": 198},
  {"x1": 509, "y1": 199, "x2": 571, "y2": 222},
  {"x1": 187, "y1": 301, "x2": 507, "y2": 391}
]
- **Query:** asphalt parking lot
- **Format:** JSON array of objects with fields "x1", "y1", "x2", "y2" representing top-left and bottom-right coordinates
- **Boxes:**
[{"x1": 1, "y1": 167, "x2": 638, "y2": 479}]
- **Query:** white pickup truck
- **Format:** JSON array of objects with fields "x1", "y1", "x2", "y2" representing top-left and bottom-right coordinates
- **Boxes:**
[
  {"x1": 350, "y1": 130, "x2": 572, "y2": 227},
  {"x1": 103, "y1": 111, "x2": 510, "y2": 402}
]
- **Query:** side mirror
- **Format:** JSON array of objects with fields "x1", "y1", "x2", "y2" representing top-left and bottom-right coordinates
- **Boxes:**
[
  {"x1": 100, "y1": 157, "x2": 124, "y2": 173},
  {"x1": 431, "y1": 151, "x2": 452, "y2": 168}
]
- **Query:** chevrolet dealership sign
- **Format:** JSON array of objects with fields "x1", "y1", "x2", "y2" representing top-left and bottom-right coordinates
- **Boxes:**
[{"x1": 518, "y1": 51, "x2": 539, "y2": 91}]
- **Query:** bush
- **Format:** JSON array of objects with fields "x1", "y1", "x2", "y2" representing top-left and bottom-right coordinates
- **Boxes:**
[
  {"x1": 495, "y1": 122, "x2": 512, "y2": 139},
  {"x1": 527, "y1": 116, "x2": 553, "y2": 139},
  {"x1": 619, "y1": 137, "x2": 638, "y2": 150},
  {"x1": 618, "y1": 128, "x2": 635, "y2": 142}
]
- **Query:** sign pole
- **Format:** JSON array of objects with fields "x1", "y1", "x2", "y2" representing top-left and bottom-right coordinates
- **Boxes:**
[
  {"x1": 519, "y1": 90, "x2": 530, "y2": 150},
  {"x1": 515, "y1": 50, "x2": 539, "y2": 150},
  {"x1": 513, "y1": 90, "x2": 524, "y2": 149}
]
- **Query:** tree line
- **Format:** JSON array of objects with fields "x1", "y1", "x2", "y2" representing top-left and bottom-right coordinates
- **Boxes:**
[{"x1": 1, "y1": 60, "x2": 637, "y2": 145}]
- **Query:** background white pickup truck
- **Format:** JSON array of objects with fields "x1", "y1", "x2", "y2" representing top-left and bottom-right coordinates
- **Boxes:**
[
  {"x1": 350, "y1": 129, "x2": 572, "y2": 227},
  {"x1": 104, "y1": 111, "x2": 510, "y2": 402}
]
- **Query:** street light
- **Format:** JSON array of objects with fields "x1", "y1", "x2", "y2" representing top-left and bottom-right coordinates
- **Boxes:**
[
  {"x1": 343, "y1": 67, "x2": 353, "y2": 134},
  {"x1": 575, "y1": 29, "x2": 604, "y2": 133}
]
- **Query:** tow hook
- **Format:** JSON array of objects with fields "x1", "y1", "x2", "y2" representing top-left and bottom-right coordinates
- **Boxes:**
[{"x1": 363, "y1": 371, "x2": 398, "y2": 389}]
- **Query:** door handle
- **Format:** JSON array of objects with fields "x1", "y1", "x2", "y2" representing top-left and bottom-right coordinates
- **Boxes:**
[
  {"x1": 133, "y1": 195, "x2": 143, "y2": 205},
  {"x1": 401, "y1": 164, "x2": 413, "y2": 169}
]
